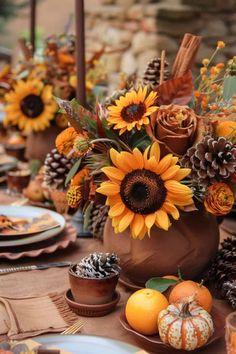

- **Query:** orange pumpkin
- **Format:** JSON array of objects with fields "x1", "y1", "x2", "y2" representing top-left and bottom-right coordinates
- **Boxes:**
[{"x1": 158, "y1": 302, "x2": 214, "y2": 351}]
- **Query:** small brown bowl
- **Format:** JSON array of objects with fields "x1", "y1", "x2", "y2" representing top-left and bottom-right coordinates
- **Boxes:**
[{"x1": 65, "y1": 288, "x2": 120, "y2": 317}]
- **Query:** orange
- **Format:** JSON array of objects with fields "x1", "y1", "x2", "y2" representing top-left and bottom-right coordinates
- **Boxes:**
[
  {"x1": 169, "y1": 280, "x2": 213, "y2": 313},
  {"x1": 125, "y1": 288, "x2": 169, "y2": 335}
]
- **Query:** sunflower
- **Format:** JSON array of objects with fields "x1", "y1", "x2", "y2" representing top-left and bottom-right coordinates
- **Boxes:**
[
  {"x1": 97, "y1": 142, "x2": 193, "y2": 239},
  {"x1": 107, "y1": 86, "x2": 158, "y2": 135},
  {"x1": 4, "y1": 79, "x2": 57, "y2": 133}
]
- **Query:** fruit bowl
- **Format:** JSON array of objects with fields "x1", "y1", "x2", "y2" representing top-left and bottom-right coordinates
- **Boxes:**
[{"x1": 120, "y1": 306, "x2": 225, "y2": 353}]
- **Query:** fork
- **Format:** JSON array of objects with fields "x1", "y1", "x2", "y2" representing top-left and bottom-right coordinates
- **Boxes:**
[{"x1": 61, "y1": 320, "x2": 84, "y2": 335}]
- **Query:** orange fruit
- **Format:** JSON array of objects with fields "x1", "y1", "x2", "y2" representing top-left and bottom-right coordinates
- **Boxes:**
[
  {"x1": 125, "y1": 288, "x2": 169, "y2": 335},
  {"x1": 169, "y1": 280, "x2": 213, "y2": 313}
]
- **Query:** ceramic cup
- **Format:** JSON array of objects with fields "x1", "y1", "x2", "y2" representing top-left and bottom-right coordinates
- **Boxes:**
[
  {"x1": 68, "y1": 264, "x2": 119, "y2": 305},
  {"x1": 7, "y1": 169, "x2": 31, "y2": 195}
]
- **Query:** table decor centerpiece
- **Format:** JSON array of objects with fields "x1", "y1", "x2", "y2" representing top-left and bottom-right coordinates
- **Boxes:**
[
  {"x1": 53, "y1": 33, "x2": 236, "y2": 285},
  {"x1": 2, "y1": 34, "x2": 107, "y2": 162}
]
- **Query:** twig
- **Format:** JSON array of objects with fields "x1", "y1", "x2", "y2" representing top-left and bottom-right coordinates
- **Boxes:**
[{"x1": 159, "y1": 50, "x2": 166, "y2": 85}]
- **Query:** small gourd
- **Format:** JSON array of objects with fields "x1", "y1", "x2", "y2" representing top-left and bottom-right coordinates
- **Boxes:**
[{"x1": 158, "y1": 302, "x2": 214, "y2": 351}]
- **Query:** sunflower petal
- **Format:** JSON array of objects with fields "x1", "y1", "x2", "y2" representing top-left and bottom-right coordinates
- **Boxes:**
[
  {"x1": 145, "y1": 213, "x2": 156, "y2": 229},
  {"x1": 155, "y1": 210, "x2": 170, "y2": 231},
  {"x1": 161, "y1": 165, "x2": 180, "y2": 181},
  {"x1": 174, "y1": 168, "x2": 191, "y2": 181},
  {"x1": 96, "y1": 182, "x2": 120, "y2": 196},
  {"x1": 165, "y1": 180, "x2": 193, "y2": 195},
  {"x1": 150, "y1": 142, "x2": 160, "y2": 163},
  {"x1": 109, "y1": 202, "x2": 126, "y2": 217},
  {"x1": 101, "y1": 167, "x2": 124, "y2": 181},
  {"x1": 155, "y1": 154, "x2": 173, "y2": 174},
  {"x1": 131, "y1": 214, "x2": 145, "y2": 238},
  {"x1": 162, "y1": 202, "x2": 180, "y2": 220},
  {"x1": 118, "y1": 211, "x2": 135, "y2": 232}
]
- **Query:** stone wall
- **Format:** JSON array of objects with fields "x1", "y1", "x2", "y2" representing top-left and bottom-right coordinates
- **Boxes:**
[{"x1": 85, "y1": 0, "x2": 236, "y2": 91}]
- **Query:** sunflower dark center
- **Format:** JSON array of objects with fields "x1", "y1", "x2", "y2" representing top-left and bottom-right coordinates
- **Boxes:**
[
  {"x1": 120, "y1": 169, "x2": 167, "y2": 214},
  {"x1": 120, "y1": 103, "x2": 145, "y2": 122},
  {"x1": 20, "y1": 94, "x2": 44, "y2": 118}
]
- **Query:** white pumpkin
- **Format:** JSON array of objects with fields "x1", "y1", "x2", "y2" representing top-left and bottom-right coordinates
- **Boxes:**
[{"x1": 158, "y1": 302, "x2": 214, "y2": 351}]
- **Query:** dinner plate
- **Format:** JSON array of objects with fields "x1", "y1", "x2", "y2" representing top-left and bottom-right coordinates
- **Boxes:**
[
  {"x1": 34, "y1": 334, "x2": 141, "y2": 354},
  {"x1": 0, "y1": 205, "x2": 65, "y2": 247},
  {"x1": 120, "y1": 306, "x2": 225, "y2": 354}
]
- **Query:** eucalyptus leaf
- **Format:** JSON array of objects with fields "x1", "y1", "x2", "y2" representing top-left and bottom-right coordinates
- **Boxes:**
[
  {"x1": 145, "y1": 277, "x2": 178, "y2": 293},
  {"x1": 65, "y1": 159, "x2": 81, "y2": 187},
  {"x1": 223, "y1": 76, "x2": 236, "y2": 101}
]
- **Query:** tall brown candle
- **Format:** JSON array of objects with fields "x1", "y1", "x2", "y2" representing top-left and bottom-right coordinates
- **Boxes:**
[{"x1": 75, "y1": 0, "x2": 86, "y2": 106}]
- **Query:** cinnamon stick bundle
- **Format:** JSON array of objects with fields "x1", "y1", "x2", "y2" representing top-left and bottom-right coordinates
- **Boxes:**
[{"x1": 171, "y1": 33, "x2": 202, "y2": 78}]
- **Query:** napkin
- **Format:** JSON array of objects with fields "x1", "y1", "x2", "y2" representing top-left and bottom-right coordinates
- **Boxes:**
[{"x1": 0, "y1": 292, "x2": 78, "y2": 340}]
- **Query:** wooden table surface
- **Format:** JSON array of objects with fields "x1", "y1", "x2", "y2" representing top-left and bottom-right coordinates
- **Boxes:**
[{"x1": 0, "y1": 191, "x2": 233, "y2": 354}]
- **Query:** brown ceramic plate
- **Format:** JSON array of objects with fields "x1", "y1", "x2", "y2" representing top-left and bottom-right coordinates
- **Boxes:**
[
  {"x1": 120, "y1": 306, "x2": 225, "y2": 354},
  {"x1": 65, "y1": 289, "x2": 120, "y2": 317}
]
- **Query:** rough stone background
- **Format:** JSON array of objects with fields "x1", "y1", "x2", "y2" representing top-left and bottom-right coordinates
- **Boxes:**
[{"x1": 2, "y1": 0, "x2": 236, "y2": 91}]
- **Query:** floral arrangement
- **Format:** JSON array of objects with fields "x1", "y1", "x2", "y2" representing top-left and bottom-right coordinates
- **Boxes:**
[
  {"x1": 48, "y1": 33, "x2": 236, "y2": 240},
  {"x1": 1, "y1": 34, "x2": 107, "y2": 134}
]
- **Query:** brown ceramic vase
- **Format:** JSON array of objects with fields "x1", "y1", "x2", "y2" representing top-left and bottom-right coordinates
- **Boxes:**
[
  {"x1": 103, "y1": 209, "x2": 219, "y2": 287},
  {"x1": 25, "y1": 125, "x2": 62, "y2": 163},
  {"x1": 68, "y1": 264, "x2": 119, "y2": 305}
]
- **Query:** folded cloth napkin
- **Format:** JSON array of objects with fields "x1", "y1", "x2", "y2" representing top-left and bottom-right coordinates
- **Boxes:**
[{"x1": 0, "y1": 292, "x2": 78, "y2": 341}]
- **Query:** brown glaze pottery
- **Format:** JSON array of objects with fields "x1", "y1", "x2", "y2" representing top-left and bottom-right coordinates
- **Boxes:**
[
  {"x1": 120, "y1": 306, "x2": 225, "y2": 353},
  {"x1": 65, "y1": 289, "x2": 120, "y2": 317},
  {"x1": 104, "y1": 209, "x2": 219, "y2": 287},
  {"x1": 68, "y1": 264, "x2": 119, "y2": 305}
]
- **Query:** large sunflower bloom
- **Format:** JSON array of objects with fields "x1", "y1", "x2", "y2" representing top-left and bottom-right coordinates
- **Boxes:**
[
  {"x1": 97, "y1": 142, "x2": 193, "y2": 239},
  {"x1": 4, "y1": 79, "x2": 57, "y2": 133},
  {"x1": 107, "y1": 86, "x2": 158, "y2": 135}
]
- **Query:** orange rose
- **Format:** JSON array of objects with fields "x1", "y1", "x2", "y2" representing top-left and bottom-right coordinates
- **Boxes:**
[
  {"x1": 153, "y1": 104, "x2": 198, "y2": 156},
  {"x1": 204, "y1": 183, "x2": 234, "y2": 216}
]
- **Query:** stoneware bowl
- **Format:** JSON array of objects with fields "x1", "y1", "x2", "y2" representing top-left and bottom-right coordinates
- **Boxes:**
[{"x1": 68, "y1": 264, "x2": 119, "y2": 305}]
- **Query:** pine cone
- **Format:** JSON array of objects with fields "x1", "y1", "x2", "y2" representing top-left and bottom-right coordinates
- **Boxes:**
[
  {"x1": 43, "y1": 148, "x2": 74, "y2": 190},
  {"x1": 181, "y1": 136, "x2": 236, "y2": 186},
  {"x1": 205, "y1": 236, "x2": 236, "y2": 308},
  {"x1": 142, "y1": 57, "x2": 169, "y2": 88},
  {"x1": 75, "y1": 252, "x2": 120, "y2": 278},
  {"x1": 87, "y1": 202, "x2": 108, "y2": 239}
]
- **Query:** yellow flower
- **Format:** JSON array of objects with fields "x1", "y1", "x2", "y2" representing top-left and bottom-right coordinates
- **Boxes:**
[
  {"x1": 107, "y1": 86, "x2": 158, "y2": 135},
  {"x1": 67, "y1": 185, "x2": 82, "y2": 208},
  {"x1": 202, "y1": 58, "x2": 209, "y2": 66},
  {"x1": 97, "y1": 142, "x2": 193, "y2": 239},
  {"x1": 204, "y1": 183, "x2": 234, "y2": 216},
  {"x1": 217, "y1": 41, "x2": 225, "y2": 49},
  {"x1": 4, "y1": 79, "x2": 57, "y2": 133}
]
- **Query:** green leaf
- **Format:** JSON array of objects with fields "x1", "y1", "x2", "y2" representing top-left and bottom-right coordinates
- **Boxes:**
[
  {"x1": 145, "y1": 277, "x2": 178, "y2": 293},
  {"x1": 223, "y1": 76, "x2": 236, "y2": 101},
  {"x1": 84, "y1": 116, "x2": 97, "y2": 132},
  {"x1": 65, "y1": 159, "x2": 81, "y2": 187}
]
